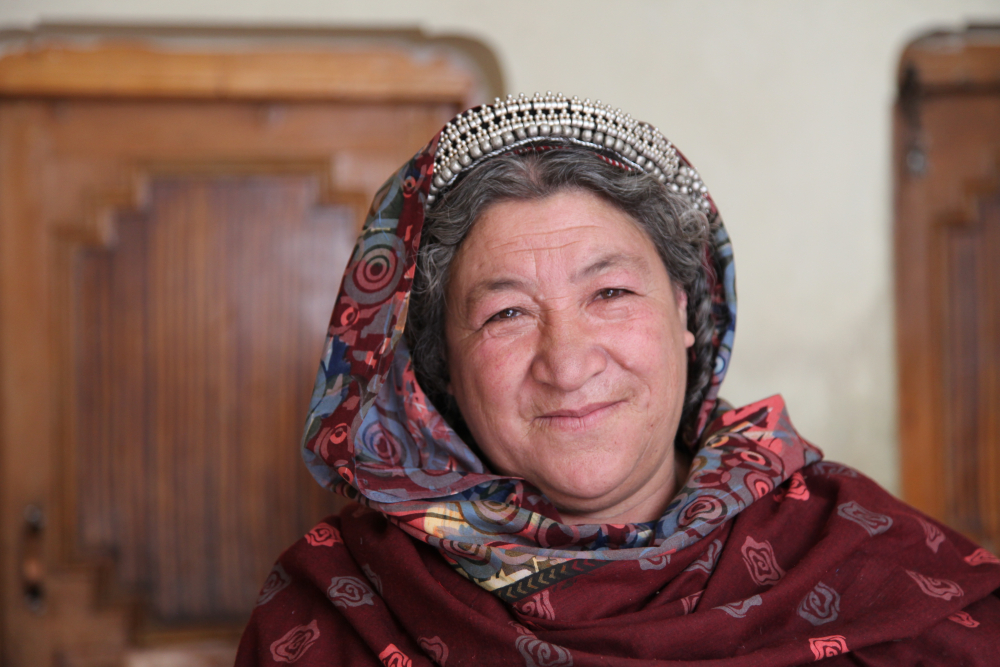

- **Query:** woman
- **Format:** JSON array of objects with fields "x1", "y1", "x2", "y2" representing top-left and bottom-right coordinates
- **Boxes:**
[{"x1": 237, "y1": 93, "x2": 1000, "y2": 665}]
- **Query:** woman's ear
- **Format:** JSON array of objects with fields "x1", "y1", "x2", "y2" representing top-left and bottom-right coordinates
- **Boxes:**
[
  {"x1": 673, "y1": 283, "x2": 688, "y2": 315},
  {"x1": 674, "y1": 285, "x2": 696, "y2": 349}
]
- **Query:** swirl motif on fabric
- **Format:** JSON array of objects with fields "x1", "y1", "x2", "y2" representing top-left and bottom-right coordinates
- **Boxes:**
[
  {"x1": 773, "y1": 471, "x2": 810, "y2": 502},
  {"x1": 837, "y1": 501, "x2": 893, "y2": 537},
  {"x1": 514, "y1": 631, "x2": 574, "y2": 667},
  {"x1": 741, "y1": 536, "x2": 786, "y2": 586},
  {"x1": 906, "y1": 570, "x2": 964, "y2": 601},
  {"x1": 916, "y1": 516, "x2": 945, "y2": 553},
  {"x1": 797, "y1": 582, "x2": 841, "y2": 626},
  {"x1": 948, "y1": 611, "x2": 980, "y2": 628},
  {"x1": 965, "y1": 548, "x2": 1000, "y2": 567},
  {"x1": 808, "y1": 636, "x2": 848, "y2": 660},
  {"x1": 256, "y1": 563, "x2": 291, "y2": 606},
  {"x1": 417, "y1": 637, "x2": 449, "y2": 665},
  {"x1": 518, "y1": 589, "x2": 556, "y2": 620},
  {"x1": 378, "y1": 644, "x2": 413, "y2": 667},
  {"x1": 269, "y1": 620, "x2": 321, "y2": 664},
  {"x1": 327, "y1": 576, "x2": 376, "y2": 608},
  {"x1": 305, "y1": 522, "x2": 342, "y2": 547}
]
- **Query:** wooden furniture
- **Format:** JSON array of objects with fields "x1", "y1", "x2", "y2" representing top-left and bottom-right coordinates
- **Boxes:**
[
  {"x1": 0, "y1": 30, "x2": 494, "y2": 666},
  {"x1": 895, "y1": 26, "x2": 1000, "y2": 555}
]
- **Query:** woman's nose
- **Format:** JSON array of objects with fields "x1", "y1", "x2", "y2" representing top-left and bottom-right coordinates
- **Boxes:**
[{"x1": 530, "y1": 312, "x2": 607, "y2": 391}]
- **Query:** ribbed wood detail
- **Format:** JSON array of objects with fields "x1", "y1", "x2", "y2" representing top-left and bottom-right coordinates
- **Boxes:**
[
  {"x1": 941, "y1": 192, "x2": 1000, "y2": 552},
  {"x1": 73, "y1": 174, "x2": 353, "y2": 623}
]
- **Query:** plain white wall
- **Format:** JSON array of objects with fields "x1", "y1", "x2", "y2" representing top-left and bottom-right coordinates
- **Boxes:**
[{"x1": 3, "y1": 0, "x2": 999, "y2": 493}]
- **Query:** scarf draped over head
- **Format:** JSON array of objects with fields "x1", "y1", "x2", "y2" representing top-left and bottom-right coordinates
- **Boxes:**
[
  {"x1": 238, "y1": 94, "x2": 1000, "y2": 667},
  {"x1": 298, "y1": 93, "x2": 820, "y2": 594}
]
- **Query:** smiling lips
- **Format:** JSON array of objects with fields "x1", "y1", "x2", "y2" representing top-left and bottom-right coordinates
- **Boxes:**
[{"x1": 537, "y1": 401, "x2": 623, "y2": 431}]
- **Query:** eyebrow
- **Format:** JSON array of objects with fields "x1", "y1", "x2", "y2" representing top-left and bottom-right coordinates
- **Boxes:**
[
  {"x1": 463, "y1": 277, "x2": 532, "y2": 314},
  {"x1": 461, "y1": 251, "x2": 650, "y2": 314},
  {"x1": 572, "y1": 252, "x2": 649, "y2": 282}
]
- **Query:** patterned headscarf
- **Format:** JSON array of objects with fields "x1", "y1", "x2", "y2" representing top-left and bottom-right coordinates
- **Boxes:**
[{"x1": 299, "y1": 95, "x2": 817, "y2": 594}]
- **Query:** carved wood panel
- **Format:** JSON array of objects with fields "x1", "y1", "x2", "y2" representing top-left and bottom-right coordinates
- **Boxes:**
[{"x1": 73, "y1": 174, "x2": 354, "y2": 624}]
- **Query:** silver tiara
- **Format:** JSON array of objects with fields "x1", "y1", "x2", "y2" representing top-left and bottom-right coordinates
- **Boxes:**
[{"x1": 428, "y1": 92, "x2": 710, "y2": 212}]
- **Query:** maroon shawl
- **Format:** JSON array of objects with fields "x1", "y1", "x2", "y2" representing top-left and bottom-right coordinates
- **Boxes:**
[
  {"x1": 237, "y1": 460, "x2": 1000, "y2": 665},
  {"x1": 236, "y1": 96, "x2": 1000, "y2": 665}
]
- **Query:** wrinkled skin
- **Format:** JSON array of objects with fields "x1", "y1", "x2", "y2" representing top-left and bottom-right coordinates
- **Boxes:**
[{"x1": 445, "y1": 189, "x2": 694, "y2": 524}]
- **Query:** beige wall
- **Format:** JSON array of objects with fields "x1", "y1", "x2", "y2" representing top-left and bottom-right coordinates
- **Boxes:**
[{"x1": 3, "y1": 0, "x2": 999, "y2": 493}]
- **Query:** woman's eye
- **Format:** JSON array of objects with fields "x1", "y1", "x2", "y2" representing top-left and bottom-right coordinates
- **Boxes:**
[
  {"x1": 596, "y1": 288, "x2": 628, "y2": 300},
  {"x1": 488, "y1": 308, "x2": 521, "y2": 322}
]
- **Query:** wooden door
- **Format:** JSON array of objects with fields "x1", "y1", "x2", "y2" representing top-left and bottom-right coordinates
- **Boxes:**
[
  {"x1": 0, "y1": 39, "x2": 489, "y2": 666},
  {"x1": 895, "y1": 27, "x2": 1000, "y2": 555}
]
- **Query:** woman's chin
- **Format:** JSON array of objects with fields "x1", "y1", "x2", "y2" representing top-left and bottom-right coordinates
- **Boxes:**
[
  {"x1": 532, "y1": 454, "x2": 676, "y2": 523},
  {"x1": 539, "y1": 476, "x2": 640, "y2": 520}
]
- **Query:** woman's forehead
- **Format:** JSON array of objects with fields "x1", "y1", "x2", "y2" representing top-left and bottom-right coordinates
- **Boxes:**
[{"x1": 447, "y1": 192, "x2": 669, "y2": 311}]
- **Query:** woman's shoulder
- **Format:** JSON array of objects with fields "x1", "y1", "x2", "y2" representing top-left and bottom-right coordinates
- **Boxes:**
[{"x1": 234, "y1": 505, "x2": 395, "y2": 667}]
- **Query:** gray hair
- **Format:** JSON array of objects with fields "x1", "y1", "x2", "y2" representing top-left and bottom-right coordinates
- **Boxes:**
[{"x1": 406, "y1": 146, "x2": 715, "y2": 449}]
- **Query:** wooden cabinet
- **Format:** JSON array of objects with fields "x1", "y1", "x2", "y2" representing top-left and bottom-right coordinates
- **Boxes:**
[
  {"x1": 895, "y1": 27, "x2": 1000, "y2": 556},
  {"x1": 0, "y1": 34, "x2": 491, "y2": 666}
]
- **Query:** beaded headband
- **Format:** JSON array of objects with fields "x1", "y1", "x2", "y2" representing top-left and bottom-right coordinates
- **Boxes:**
[{"x1": 428, "y1": 92, "x2": 711, "y2": 213}]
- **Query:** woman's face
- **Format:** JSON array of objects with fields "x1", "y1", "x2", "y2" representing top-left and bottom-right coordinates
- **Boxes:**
[{"x1": 445, "y1": 189, "x2": 695, "y2": 525}]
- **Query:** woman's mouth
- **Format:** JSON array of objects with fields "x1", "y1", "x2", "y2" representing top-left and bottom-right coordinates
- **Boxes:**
[{"x1": 537, "y1": 401, "x2": 623, "y2": 431}]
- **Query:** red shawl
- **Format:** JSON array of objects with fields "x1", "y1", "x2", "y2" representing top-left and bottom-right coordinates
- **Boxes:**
[
  {"x1": 237, "y1": 422, "x2": 1000, "y2": 665},
  {"x1": 236, "y1": 96, "x2": 1000, "y2": 665}
]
